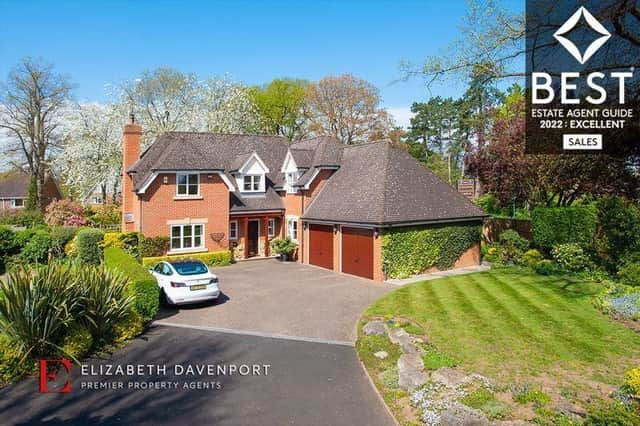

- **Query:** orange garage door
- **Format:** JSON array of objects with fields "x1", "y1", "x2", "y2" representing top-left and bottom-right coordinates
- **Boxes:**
[
  {"x1": 341, "y1": 227, "x2": 373, "y2": 279},
  {"x1": 309, "y1": 224, "x2": 334, "y2": 270}
]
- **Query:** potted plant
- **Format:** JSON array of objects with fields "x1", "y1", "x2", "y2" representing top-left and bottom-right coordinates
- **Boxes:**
[{"x1": 270, "y1": 237, "x2": 298, "y2": 261}]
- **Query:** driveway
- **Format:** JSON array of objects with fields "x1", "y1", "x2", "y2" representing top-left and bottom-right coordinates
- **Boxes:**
[
  {"x1": 156, "y1": 259, "x2": 394, "y2": 343},
  {"x1": 0, "y1": 326, "x2": 394, "y2": 426}
]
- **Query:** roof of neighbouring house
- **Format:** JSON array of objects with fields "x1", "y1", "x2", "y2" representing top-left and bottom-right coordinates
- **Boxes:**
[
  {"x1": 301, "y1": 142, "x2": 487, "y2": 226},
  {"x1": 0, "y1": 169, "x2": 30, "y2": 198}
]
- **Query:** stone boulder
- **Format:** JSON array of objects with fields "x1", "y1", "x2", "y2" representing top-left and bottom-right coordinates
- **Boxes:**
[
  {"x1": 440, "y1": 402, "x2": 489, "y2": 426},
  {"x1": 431, "y1": 367, "x2": 467, "y2": 388},
  {"x1": 397, "y1": 353, "x2": 428, "y2": 390},
  {"x1": 362, "y1": 320, "x2": 387, "y2": 336},
  {"x1": 387, "y1": 327, "x2": 419, "y2": 354}
]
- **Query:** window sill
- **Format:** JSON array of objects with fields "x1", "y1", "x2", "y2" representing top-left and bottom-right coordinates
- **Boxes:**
[
  {"x1": 167, "y1": 247, "x2": 208, "y2": 255},
  {"x1": 173, "y1": 196, "x2": 203, "y2": 201}
]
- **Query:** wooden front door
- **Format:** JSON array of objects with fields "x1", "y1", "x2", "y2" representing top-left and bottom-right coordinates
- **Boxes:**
[
  {"x1": 341, "y1": 227, "x2": 374, "y2": 279},
  {"x1": 248, "y1": 220, "x2": 259, "y2": 257},
  {"x1": 309, "y1": 224, "x2": 333, "y2": 270}
]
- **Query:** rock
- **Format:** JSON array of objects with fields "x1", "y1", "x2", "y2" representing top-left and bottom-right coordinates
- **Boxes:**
[
  {"x1": 388, "y1": 327, "x2": 420, "y2": 354},
  {"x1": 397, "y1": 353, "x2": 428, "y2": 390},
  {"x1": 363, "y1": 320, "x2": 387, "y2": 336},
  {"x1": 440, "y1": 402, "x2": 489, "y2": 426},
  {"x1": 374, "y1": 351, "x2": 388, "y2": 359},
  {"x1": 491, "y1": 421, "x2": 529, "y2": 426},
  {"x1": 554, "y1": 400, "x2": 587, "y2": 417},
  {"x1": 431, "y1": 367, "x2": 467, "y2": 388}
]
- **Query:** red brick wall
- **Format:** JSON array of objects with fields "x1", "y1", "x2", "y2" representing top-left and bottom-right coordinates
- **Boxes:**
[
  {"x1": 121, "y1": 123, "x2": 141, "y2": 232},
  {"x1": 138, "y1": 173, "x2": 230, "y2": 252}
]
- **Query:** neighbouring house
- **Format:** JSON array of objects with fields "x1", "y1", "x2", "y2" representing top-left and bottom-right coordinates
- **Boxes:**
[
  {"x1": 0, "y1": 169, "x2": 62, "y2": 211},
  {"x1": 122, "y1": 116, "x2": 487, "y2": 281}
]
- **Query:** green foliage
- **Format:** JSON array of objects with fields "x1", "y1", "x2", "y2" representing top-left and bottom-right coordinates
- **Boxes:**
[
  {"x1": 61, "y1": 326, "x2": 93, "y2": 361},
  {"x1": 0, "y1": 209, "x2": 43, "y2": 227},
  {"x1": 270, "y1": 237, "x2": 298, "y2": 257},
  {"x1": 460, "y1": 386, "x2": 509, "y2": 419},
  {"x1": 400, "y1": 323, "x2": 425, "y2": 335},
  {"x1": 534, "y1": 259, "x2": 560, "y2": 275},
  {"x1": 0, "y1": 334, "x2": 36, "y2": 384},
  {"x1": 512, "y1": 385, "x2": 550, "y2": 407},
  {"x1": 141, "y1": 250, "x2": 232, "y2": 268},
  {"x1": 617, "y1": 262, "x2": 640, "y2": 287},
  {"x1": 103, "y1": 232, "x2": 123, "y2": 248},
  {"x1": 74, "y1": 266, "x2": 132, "y2": 340},
  {"x1": 0, "y1": 227, "x2": 18, "y2": 271},
  {"x1": 475, "y1": 193, "x2": 503, "y2": 216},
  {"x1": 381, "y1": 224, "x2": 481, "y2": 278},
  {"x1": 119, "y1": 232, "x2": 143, "y2": 258},
  {"x1": 0, "y1": 264, "x2": 81, "y2": 358},
  {"x1": 76, "y1": 228, "x2": 104, "y2": 265},
  {"x1": 552, "y1": 243, "x2": 591, "y2": 273},
  {"x1": 86, "y1": 204, "x2": 120, "y2": 226},
  {"x1": 379, "y1": 367, "x2": 399, "y2": 389},
  {"x1": 596, "y1": 196, "x2": 640, "y2": 269},
  {"x1": 50, "y1": 226, "x2": 77, "y2": 258},
  {"x1": 521, "y1": 249, "x2": 544, "y2": 268},
  {"x1": 25, "y1": 177, "x2": 38, "y2": 211},
  {"x1": 139, "y1": 236, "x2": 170, "y2": 258},
  {"x1": 249, "y1": 78, "x2": 309, "y2": 140},
  {"x1": 531, "y1": 205, "x2": 597, "y2": 250},
  {"x1": 19, "y1": 229, "x2": 52, "y2": 263},
  {"x1": 112, "y1": 311, "x2": 144, "y2": 344},
  {"x1": 623, "y1": 368, "x2": 640, "y2": 397},
  {"x1": 498, "y1": 229, "x2": 529, "y2": 263},
  {"x1": 584, "y1": 401, "x2": 640, "y2": 425},
  {"x1": 104, "y1": 247, "x2": 159, "y2": 322}
]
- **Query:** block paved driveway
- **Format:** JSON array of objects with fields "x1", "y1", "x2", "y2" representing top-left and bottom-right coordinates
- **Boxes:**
[{"x1": 155, "y1": 259, "x2": 395, "y2": 343}]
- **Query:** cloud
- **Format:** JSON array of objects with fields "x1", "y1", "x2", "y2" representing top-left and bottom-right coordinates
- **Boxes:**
[{"x1": 386, "y1": 106, "x2": 414, "y2": 129}]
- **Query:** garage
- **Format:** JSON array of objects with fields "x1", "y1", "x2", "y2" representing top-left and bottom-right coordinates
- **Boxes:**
[
  {"x1": 309, "y1": 224, "x2": 334, "y2": 270},
  {"x1": 341, "y1": 227, "x2": 373, "y2": 279}
]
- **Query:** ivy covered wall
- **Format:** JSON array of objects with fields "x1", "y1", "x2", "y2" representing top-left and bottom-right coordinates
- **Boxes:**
[{"x1": 381, "y1": 223, "x2": 482, "y2": 279}]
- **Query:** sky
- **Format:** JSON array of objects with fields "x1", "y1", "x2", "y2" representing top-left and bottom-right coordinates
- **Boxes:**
[{"x1": 0, "y1": 0, "x2": 523, "y2": 127}]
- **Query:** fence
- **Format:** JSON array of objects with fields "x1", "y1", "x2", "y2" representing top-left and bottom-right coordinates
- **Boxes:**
[{"x1": 482, "y1": 218, "x2": 532, "y2": 243}]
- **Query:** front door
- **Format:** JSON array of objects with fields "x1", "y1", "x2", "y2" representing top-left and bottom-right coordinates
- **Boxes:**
[{"x1": 248, "y1": 220, "x2": 259, "y2": 257}]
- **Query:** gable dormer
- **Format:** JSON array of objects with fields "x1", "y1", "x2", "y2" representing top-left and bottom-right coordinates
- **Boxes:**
[
  {"x1": 281, "y1": 149, "x2": 305, "y2": 194},
  {"x1": 233, "y1": 152, "x2": 269, "y2": 193}
]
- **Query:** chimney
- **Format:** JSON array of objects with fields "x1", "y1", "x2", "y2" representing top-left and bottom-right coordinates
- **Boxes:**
[{"x1": 122, "y1": 114, "x2": 142, "y2": 232}]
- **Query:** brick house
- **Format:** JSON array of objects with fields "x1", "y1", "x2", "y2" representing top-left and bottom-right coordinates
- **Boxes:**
[
  {"x1": 122, "y1": 117, "x2": 486, "y2": 281},
  {"x1": 0, "y1": 169, "x2": 62, "y2": 211}
]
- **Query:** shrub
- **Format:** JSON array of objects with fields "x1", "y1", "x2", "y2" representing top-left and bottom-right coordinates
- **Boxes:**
[
  {"x1": 76, "y1": 228, "x2": 104, "y2": 265},
  {"x1": 521, "y1": 249, "x2": 544, "y2": 268},
  {"x1": 584, "y1": 401, "x2": 640, "y2": 425},
  {"x1": 531, "y1": 205, "x2": 597, "y2": 250},
  {"x1": 19, "y1": 229, "x2": 53, "y2": 263},
  {"x1": 0, "y1": 226, "x2": 17, "y2": 258},
  {"x1": 87, "y1": 204, "x2": 120, "y2": 227},
  {"x1": 608, "y1": 293, "x2": 640, "y2": 320},
  {"x1": 74, "y1": 266, "x2": 132, "y2": 340},
  {"x1": 44, "y1": 199, "x2": 88, "y2": 227},
  {"x1": 0, "y1": 334, "x2": 36, "y2": 384},
  {"x1": 552, "y1": 243, "x2": 591, "y2": 272},
  {"x1": 141, "y1": 250, "x2": 233, "y2": 268},
  {"x1": 112, "y1": 311, "x2": 144, "y2": 344},
  {"x1": 382, "y1": 224, "x2": 481, "y2": 279},
  {"x1": 512, "y1": 385, "x2": 550, "y2": 407},
  {"x1": 65, "y1": 235, "x2": 78, "y2": 258},
  {"x1": 50, "y1": 226, "x2": 77, "y2": 258},
  {"x1": 119, "y1": 232, "x2": 143, "y2": 258},
  {"x1": 104, "y1": 247, "x2": 159, "y2": 322},
  {"x1": 270, "y1": 237, "x2": 298, "y2": 257},
  {"x1": 596, "y1": 196, "x2": 640, "y2": 268},
  {"x1": 483, "y1": 246, "x2": 500, "y2": 263},
  {"x1": 475, "y1": 193, "x2": 502, "y2": 216},
  {"x1": 617, "y1": 262, "x2": 640, "y2": 287},
  {"x1": 103, "y1": 232, "x2": 123, "y2": 248},
  {"x1": 61, "y1": 326, "x2": 93, "y2": 361},
  {"x1": 0, "y1": 209, "x2": 43, "y2": 227},
  {"x1": 0, "y1": 264, "x2": 81, "y2": 359},
  {"x1": 534, "y1": 259, "x2": 559, "y2": 276},
  {"x1": 623, "y1": 368, "x2": 640, "y2": 397},
  {"x1": 139, "y1": 236, "x2": 170, "y2": 258},
  {"x1": 499, "y1": 229, "x2": 529, "y2": 263},
  {"x1": 378, "y1": 367, "x2": 399, "y2": 388}
]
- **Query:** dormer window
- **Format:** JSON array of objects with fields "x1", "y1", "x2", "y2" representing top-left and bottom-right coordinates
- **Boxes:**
[
  {"x1": 176, "y1": 173, "x2": 199, "y2": 196},
  {"x1": 243, "y1": 175, "x2": 263, "y2": 192},
  {"x1": 285, "y1": 171, "x2": 301, "y2": 193}
]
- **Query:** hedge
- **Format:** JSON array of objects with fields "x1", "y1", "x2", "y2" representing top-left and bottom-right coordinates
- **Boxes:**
[
  {"x1": 142, "y1": 250, "x2": 232, "y2": 268},
  {"x1": 76, "y1": 228, "x2": 104, "y2": 265},
  {"x1": 531, "y1": 205, "x2": 597, "y2": 250},
  {"x1": 104, "y1": 247, "x2": 159, "y2": 322},
  {"x1": 381, "y1": 224, "x2": 481, "y2": 279}
]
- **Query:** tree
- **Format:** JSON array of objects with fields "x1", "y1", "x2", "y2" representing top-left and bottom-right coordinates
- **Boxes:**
[
  {"x1": 0, "y1": 58, "x2": 73, "y2": 209},
  {"x1": 196, "y1": 77, "x2": 260, "y2": 134},
  {"x1": 307, "y1": 74, "x2": 394, "y2": 144},
  {"x1": 250, "y1": 78, "x2": 310, "y2": 140},
  {"x1": 56, "y1": 102, "x2": 123, "y2": 203}
]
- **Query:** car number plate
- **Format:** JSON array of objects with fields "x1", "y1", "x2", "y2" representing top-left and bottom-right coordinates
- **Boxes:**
[{"x1": 190, "y1": 284, "x2": 207, "y2": 291}]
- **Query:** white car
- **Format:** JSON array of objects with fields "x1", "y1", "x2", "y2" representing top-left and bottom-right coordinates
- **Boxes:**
[{"x1": 150, "y1": 259, "x2": 220, "y2": 306}]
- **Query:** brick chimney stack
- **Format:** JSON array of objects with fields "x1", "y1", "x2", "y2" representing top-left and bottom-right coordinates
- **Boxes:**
[{"x1": 121, "y1": 114, "x2": 142, "y2": 232}]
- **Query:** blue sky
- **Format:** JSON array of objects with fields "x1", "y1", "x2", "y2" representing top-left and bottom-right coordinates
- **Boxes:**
[{"x1": 0, "y1": 0, "x2": 522, "y2": 127}]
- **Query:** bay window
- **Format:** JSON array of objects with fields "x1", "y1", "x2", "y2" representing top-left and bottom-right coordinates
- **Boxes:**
[{"x1": 170, "y1": 224, "x2": 204, "y2": 251}]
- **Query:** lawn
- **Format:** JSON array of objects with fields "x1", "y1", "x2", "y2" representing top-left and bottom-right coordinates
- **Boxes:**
[{"x1": 360, "y1": 268, "x2": 640, "y2": 423}]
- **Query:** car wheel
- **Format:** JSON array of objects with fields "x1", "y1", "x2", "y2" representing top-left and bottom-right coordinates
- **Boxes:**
[{"x1": 160, "y1": 289, "x2": 174, "y2": 307}]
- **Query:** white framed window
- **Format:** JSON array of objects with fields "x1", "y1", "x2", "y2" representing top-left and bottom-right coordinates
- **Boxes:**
[
  {"x1": 268, "y1": 218, "x2": 276, "y2": 237},
  {"x1": 285, "y1": 172, "x2": 299, "y2": 193},
  {"x1": 170, "y1": 224, "x2": 204, "y2": 251},
  {"x1": 243, "y1": 175, "x2": 263, "y2": 192},
  {"x1": 176, "y1": 173, "x2": 199, "y2": 196},
  {"x1": 10, "y1": 199, "x2": 24, "y2": 208},
  {"x1": 229, "y1": 221, "x2": 238, "y2": 240},
  {"x1": 287, "y1": 217, "x2": 298, "y2": 241}
]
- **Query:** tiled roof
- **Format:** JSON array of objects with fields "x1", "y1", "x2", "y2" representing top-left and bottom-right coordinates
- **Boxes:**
[
  {"x1": 302, "y1": 142, "x2": 487, "y2": 225},
  {"x1": 0, "y1": 169, "x2": 29, "y2": 198}
]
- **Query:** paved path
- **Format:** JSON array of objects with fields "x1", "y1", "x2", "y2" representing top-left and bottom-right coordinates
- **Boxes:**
[
  {"x1": 0, "y1": 326, "x2": 394, "y2": 426},
  {"x1": 385, "y1": 263, "x2": 491, "y2": 286},
  {"x1": 156, "y1": 259, "x2": 395, "y2": 343}
]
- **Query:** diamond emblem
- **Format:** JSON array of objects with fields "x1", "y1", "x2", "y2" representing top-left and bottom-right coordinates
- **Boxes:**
[{"x1": 554, "y1": 7, "x2": 611, "y2": 64}]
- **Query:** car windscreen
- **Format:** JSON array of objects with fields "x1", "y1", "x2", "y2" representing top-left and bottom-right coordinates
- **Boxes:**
[{"x1": 171, "y1": 261, "x2": 208, "y2": 276}]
